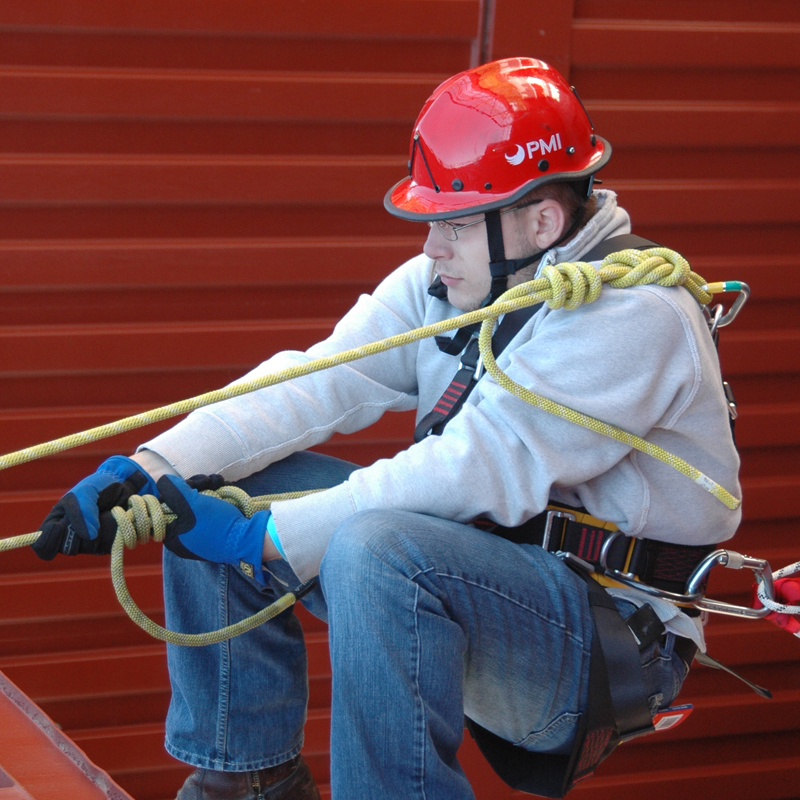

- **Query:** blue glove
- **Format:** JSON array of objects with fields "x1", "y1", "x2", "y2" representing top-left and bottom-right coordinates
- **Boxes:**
[
  {"x1": 157, "y1": 474, "x2": 270, "y2": 585},
  {"x1": 33, "y1": 455, "x2": 158, "y2": 560}
]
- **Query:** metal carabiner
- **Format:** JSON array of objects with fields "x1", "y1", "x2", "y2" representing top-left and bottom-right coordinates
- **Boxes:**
[
  {"x1": 602, "y1": 548, "x2": 776, "y2": 618},
  {"x1": 705, "y1": 281, "x2": 751, "y2": 335},
  {"x1": 690, "y1": 550, "x2": 774, "y2": 619}
]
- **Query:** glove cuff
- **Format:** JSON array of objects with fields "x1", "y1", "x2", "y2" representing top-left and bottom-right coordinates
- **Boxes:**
[{"x1": 232, "y1": 509, "x2": 271, "y2": 586}]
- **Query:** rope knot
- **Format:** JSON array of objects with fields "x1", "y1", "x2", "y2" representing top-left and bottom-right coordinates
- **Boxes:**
[
  {"x1": 111, "y1": 493, "x2": 169, "y2": 550},
  {"x1": 599, "y1": 248, "x2": 712, "y2": 304},
  {"x1": 541, "y1": 262, "x2": 602, "y2": 310}
]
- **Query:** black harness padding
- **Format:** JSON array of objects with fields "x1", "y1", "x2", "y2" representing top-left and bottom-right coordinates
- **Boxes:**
[
  {"x1": 434, "y1": 322, "x2": 479, "y2": 356},
  {"x1": 467, "y1": 571, "x2": 655, "y2": 797},
  {"x1": 427, "y1": 274, "x2": 448, "y2": 300},
  {"x1": 413, "y1": 305, "x2": 542, "y2": 442},
  {"x1": 572, "y1": 232, "x2": 662, "y2": 262},
  {"x1": 413, "y1": 334, "x2": 482, "y2": 442},
  {"x1": 488, "y1": 505, "x2": 715, "y2": 596}
]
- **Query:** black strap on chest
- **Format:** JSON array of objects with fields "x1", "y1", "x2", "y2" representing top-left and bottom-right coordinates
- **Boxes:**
[
  {"x1": 413, "y1": 306, "x2": 540, "y2": 442},
  {"x1": 415, "y1": 234, "x2": 659, "y2": 443}
]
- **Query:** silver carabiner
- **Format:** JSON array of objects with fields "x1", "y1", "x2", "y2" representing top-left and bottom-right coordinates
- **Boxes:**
[
  {"x1": 602, "y1": 548, "x2": 775, "y2": 618},
  {"x1": 706, "y1": 281, "x2": 751, "y2": 335},
  {"x1": 690, "y1": 550, "x2": 773, "y2": 619}
]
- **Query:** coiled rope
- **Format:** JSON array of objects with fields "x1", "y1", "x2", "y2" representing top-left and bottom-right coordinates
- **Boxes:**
[
  {"x1": 0, "y1": 487, "x2": 322, "y2": 645},
  {"x1": 0, "y1": 248, "x2": 744, "y2": 645}
]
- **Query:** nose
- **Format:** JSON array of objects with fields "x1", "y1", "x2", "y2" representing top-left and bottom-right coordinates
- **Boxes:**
[{"x1": 423, "y1": 224, "x2": 453, "y2": 260}]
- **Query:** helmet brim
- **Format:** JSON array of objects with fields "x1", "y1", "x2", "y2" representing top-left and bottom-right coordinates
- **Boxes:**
[{"x1": 384, "y1": 137, "x2": 611, "y2": 221}]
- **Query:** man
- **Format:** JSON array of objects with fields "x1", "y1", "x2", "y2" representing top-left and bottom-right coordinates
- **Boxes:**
[{"x1": 34, "y1": 58, "x2": 741, "y2": 799}]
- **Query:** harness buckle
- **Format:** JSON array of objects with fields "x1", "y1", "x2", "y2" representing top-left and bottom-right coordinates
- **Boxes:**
[
  {"x1": 599, "y1": 531, "x2": 637, "y2": 579},
  {"x1": 542, "y1": 509, "x2": 576, "y2": 552}
]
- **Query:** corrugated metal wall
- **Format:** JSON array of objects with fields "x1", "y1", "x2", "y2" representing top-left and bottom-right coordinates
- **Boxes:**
[
  {"x1": 0, "y1": 2, "x2": 798, "y2": 799},
  {"x1": 565, "y1": 3, "x2": 800, "y2": 795}
]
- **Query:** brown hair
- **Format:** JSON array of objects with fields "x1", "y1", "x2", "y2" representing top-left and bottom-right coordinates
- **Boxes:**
[{"x1": 520, "y1": 180, "x2": 598, "y2": 243}]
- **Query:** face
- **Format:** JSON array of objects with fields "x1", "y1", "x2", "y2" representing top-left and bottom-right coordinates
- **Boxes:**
[{"x1": 422, "y1": 206, "x2": 542, "y2": 311}]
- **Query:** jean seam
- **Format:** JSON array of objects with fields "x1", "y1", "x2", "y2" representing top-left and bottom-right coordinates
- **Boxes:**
[
  {"x1": 411, "y1": 580, "x2": 429, "y2": 800},
  {"x1": 216, "y1": 563, "x2": 231, "y2": 766},
  {"x1": 164, "y1": 739, "x2": 303, "y2": 772},
  {"x1": 431, "y1": 571, "x2": 588, "y2": 648}
]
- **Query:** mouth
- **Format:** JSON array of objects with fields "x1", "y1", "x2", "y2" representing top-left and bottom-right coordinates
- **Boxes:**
[{"x1": 436, "y1": 273, "x2": 462, "y2": 286}]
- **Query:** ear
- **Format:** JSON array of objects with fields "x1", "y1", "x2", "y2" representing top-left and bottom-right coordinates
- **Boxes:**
[{"x1": 531, "y1": 199, "x2": 566, "y2": 250}]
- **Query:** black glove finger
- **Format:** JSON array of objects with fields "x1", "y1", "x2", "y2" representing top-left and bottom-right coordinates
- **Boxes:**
[
  {"x1": 185, "y1": 473, "x2": 228, "y2": 492},
  {"x1": 32, "y1": 513, "x2": 106, "y2": 559},
  {"x1": 95, "y1": 510, "x2": 122, "y2": 555},
  {"x1": 96, "y1": 480, "x2": 135, "y2": 515},
  {"x1": 156, "y1": 475, "x2": 206, "y2": 561},
  {"x1": 31, "y1": 515, "x2": 71, "y2": 561},
  {"x1": 157, "y1": 475, "x2": 197, "y2": 537}
]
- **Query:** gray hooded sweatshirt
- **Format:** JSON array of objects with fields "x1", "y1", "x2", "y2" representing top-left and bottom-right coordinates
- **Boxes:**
[{"x1": 141, "y1": 191, "x2": 741, "y2": 642}]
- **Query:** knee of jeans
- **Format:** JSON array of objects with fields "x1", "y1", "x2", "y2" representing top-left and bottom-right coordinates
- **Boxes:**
[{"x1": 321, "y1": 509, "x2": 415, "y2": 584}]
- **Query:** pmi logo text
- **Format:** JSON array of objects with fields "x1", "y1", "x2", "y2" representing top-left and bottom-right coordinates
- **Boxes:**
[{"x1": 505, "y1": 133, "x2": 563, "y2": 165}]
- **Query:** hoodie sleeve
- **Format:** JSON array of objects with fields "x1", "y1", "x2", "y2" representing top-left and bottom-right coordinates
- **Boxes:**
[{"x1": 138, "y1": 255, "x2": 433, "y2": 481}]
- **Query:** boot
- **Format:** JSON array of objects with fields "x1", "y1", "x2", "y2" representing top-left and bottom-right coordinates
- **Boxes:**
[{"x1": 175, "y1": 754, "x2": 321, "y2": 800}]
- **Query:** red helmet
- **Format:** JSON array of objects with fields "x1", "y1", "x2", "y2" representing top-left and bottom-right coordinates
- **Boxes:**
[{"x1": 385, "y1": 57, "x2": 610, "y2": 221}]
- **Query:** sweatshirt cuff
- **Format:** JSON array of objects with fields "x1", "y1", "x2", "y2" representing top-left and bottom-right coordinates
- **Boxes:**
[{"x1": 269, "y1": 482, "x2": 357, "y2": 582}]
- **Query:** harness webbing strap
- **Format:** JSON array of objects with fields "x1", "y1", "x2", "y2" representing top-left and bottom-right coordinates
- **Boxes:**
[
  {"x1": 583, "y1": 577, "x2": 654, "y2": 742},
  {"x1": 487, "y1": 505, "x2": 716, "y2": 595},
  {"x1": 467, "y1": 570, "x2": 655, "y2": 797},
  {"x1": 413, "y1": 335, "x2": 481, "y2": 442},
  {"x1": 414, "y1": 303, "x2": 542, "y2": 442}
]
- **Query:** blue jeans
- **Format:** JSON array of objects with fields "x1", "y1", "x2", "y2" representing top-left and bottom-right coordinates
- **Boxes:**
[{"x1": 163, "y1": 452, "x2": 688, "y2": 799}]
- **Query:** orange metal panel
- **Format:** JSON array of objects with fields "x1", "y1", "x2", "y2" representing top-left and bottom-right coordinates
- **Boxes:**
[
  {"x1": 0, "y1": 29, "x2": 470, "y2": 76},
  {"x1": 0, "y1": 319, "x2": 338, "y2": 372},
  {"x1": 574, "y1": 0, "x2": 799, "y2": 24},
  {"x1": 0, "y1": 2, "x2": 798, "y2": 800},
  {"x1": 0, "y1": 0, "x2": 480, "y2": 38},
  {"x1": 611, "y1": 179, "x2": 800, "y2": 226},
  {"x1": 0, "y1": 238, "x2": 423, "y2": 288},
  {"x1": 589, "y1": 101, "x2": 800, "y2": 148},
  {"x1": 572, "y1": 19, "x2": 800, "y2": 68},
  {"x1": 0, "y1": 564, "x2": 163, "y2": 620},
  {"x1": 0, "y1": 670, "x2": 136, "y2": 800},
  {"x1": 489, "y1": 0, "x2": 575, "y2": 75},
  {"x1": 0, "y1": 154, "x2": 402, "y2": 205},
  {"x1": 0, "y1": 67, "x2": 439, "y2": 122}
]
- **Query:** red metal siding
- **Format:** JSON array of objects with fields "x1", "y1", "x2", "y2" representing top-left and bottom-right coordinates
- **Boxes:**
[
  {"x1": 561, "y1": 1, "x2": 800, "y2": 797},
  {"x1": 0, "y1": 1, "x2": 798, "y2": 799}
]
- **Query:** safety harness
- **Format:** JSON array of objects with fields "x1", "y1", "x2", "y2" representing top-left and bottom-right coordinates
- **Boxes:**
[{"x1": 419, "y1": 233, "x2": 715, "y2": 796}]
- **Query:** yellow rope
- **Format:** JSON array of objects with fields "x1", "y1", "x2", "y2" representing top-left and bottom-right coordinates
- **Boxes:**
[
  {"x1": 0, "y1": 248, "x2": 712, "y2": 473},
  {"x1": 0, "y1": 248, "x2": 743, "y2": 645},
  {"x1": 479, "y1": 253, "x2": 740, "y2": 511},
  {"x1": 107, "y1": 490, "x2": 318, "y2": 646}
]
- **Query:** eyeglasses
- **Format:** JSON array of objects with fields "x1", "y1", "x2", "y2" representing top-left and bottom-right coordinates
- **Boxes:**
[{"x1": 426, "y1": 198, "x2": 543, "y2": 242}]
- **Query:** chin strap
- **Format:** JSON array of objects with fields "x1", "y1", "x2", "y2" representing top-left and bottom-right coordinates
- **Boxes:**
[{"x1": 485, "y1": 210, "x2": 544, "y2": 304}]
